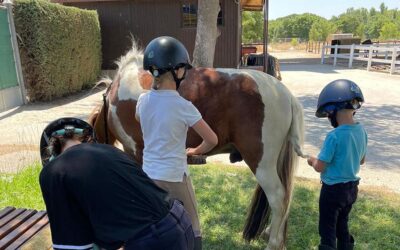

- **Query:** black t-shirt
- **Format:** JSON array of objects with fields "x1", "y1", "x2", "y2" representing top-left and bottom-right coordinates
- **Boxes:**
[{"x1": 39, "y1": 143, "x2": 170, "y2": 249}]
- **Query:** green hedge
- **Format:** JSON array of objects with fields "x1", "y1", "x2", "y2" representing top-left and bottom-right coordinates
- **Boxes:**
[{"x1": 13, "y1": 0, "x2": 101, "y2": 101}]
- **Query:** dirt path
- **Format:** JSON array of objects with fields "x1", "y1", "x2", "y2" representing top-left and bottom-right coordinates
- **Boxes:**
[
  {"x1": 1, "y1": 51, "x2": 399, "y2": 194},
  {"x1": 0, "y1": 89, "x2": 103, "y2": 172}
]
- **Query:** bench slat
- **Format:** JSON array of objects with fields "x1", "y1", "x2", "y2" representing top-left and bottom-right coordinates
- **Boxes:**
[
  {"x1": 0, "y1": 209, "x2": 26, "y2": 232},
  {"x1": 4, "y1": 213, "x2": 48, "y2": 250},
  {"x1": 18, "y1": 223, "x2": 51, "y2": 250},
  {"x1": 0, "y1": 209, "x2": 36, "y2": 241},
  {"x1": 0, "y1": 208, "x2": 15, "y2": 221}
]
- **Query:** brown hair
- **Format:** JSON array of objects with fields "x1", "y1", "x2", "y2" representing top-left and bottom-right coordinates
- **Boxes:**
[{"x1": 45, "y1": 134, "x2": 84, "y2": 160}]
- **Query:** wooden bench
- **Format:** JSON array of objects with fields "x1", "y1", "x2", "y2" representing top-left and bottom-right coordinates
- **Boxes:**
[{"x1": 0, "y1": 207, "x2": 52, "y2": 250}]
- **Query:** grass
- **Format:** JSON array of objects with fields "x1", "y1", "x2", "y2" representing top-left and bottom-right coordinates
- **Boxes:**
[
  {"x1": 1, "y1": 163, "x2": 399, "y2": 249},
  {"x1": 0, "y1": 163, "x2": 44, "y2": 210}
]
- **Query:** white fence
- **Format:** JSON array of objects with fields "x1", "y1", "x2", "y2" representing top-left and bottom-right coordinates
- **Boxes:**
[{"x1": 321, "y1": 44, "x2": 400, "y2": 74}]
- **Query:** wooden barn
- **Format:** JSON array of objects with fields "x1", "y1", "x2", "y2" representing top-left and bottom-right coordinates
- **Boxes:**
[{"x1": 52, "y1": 0, "x2": 264, "y2": 69}]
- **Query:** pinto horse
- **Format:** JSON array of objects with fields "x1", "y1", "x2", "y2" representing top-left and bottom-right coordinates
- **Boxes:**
[{"x1": 88, "y1": 42, "x2": 305, "y2": 250}]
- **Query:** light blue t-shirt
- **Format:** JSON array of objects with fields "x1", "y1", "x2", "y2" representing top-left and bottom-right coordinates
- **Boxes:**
[{"x1": 318, "y1": 123, "x2": 368, "y2": 185}]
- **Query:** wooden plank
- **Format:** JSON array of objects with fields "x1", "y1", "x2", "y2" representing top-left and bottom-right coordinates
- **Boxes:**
[
  {"x1": 5, "y1": 213, "x2": 49, "y2": 250},
  {"x1": 0, "y1": 208, "x2": 15, "y2": 220},
  {"x1": 0, "y1": 210, "x2": 35, "y2": 240},
  {"x1": 0, "y1": 208, "x2": 26, "y2": 230},
  {"x1": 19, "y1": 223, "x2": 52, "y2": 250}
]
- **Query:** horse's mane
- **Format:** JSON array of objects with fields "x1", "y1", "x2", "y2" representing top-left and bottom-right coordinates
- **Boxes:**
[
  {"x1": 115, "y1": 38, "x2": 144, "y2": 73},
  {"x1": 95, "y1": 38, "x2": 144, "y2": 89}
]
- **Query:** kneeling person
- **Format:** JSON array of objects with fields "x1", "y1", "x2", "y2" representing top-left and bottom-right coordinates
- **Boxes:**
[{"x1": 39, "y1": 117, "x2": 194, "y2": 250}]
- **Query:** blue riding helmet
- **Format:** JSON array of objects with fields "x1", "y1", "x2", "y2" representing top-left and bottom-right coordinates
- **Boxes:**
[
  {"x1": 40, "y1": 117, "x2": 96, "y2": 165},
  {"x1": 316, "y1": 79, "x2": 364, "y2": 118}
]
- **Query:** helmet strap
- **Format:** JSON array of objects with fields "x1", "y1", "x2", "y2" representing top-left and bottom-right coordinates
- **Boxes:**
[{"x1": 170, "y1": 68, "x2": 187, "y2": 90}]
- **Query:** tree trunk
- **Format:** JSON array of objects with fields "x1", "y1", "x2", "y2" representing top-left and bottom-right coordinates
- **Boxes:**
[{"x1": 192, "y1": 0, "x2": 220, "y2": 68}]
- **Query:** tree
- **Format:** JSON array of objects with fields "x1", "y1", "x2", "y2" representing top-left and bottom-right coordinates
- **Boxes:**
[
  {"x1": 335, "y1": 8, "x2": 364, "y2": 34},
  {"x1": 366, "y1": 14, "x2": 390, "y2": 39},
  {"x1": 309, "y1": 19, "x2": 335, "y2": 41},
  {"x1": 380, "y1": 2, "x2": 388, "y2": 14},
  {"x1": 355, "y1": 23, "x2": 366, "y2": 40},
  {"x1": 242, "y1": 11, "x2": 263, "y2": 43},
  {"x1": 370, "y1": 7, "x2": 377, "y2": 16},
  {"x1": 192, "y1": 0, "x2": 220, "y2": 67},
  {"x1": 379, "y1": 23, "x2": 400, "y2": 40},
  {"x1": 267, "y1": 13, "x2": 325, "y2": 41}
]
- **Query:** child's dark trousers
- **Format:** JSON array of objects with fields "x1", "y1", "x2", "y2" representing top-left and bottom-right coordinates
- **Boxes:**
[{"x1": 319, "y1": 180, "x2": 359, "y2": 248}]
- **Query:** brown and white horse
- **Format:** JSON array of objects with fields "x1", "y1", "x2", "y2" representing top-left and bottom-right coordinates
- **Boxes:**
[{"x1": 88, "y1": 42, "x2": 305, "y2": 250}]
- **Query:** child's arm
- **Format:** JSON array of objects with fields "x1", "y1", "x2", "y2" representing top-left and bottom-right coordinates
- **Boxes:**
[
  {"x1": 186, "y1": 119, "x2": 218, "y2": 156},
  {"x1": 307, "y1": 156, "x2": 326, "y2": 173}
]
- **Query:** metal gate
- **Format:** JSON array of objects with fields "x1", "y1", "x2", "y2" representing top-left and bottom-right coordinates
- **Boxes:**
[{"x1": 0, "y1": 5, "x2": 25, "y2": 113}]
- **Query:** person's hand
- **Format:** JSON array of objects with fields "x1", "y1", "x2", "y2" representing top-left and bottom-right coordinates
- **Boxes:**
[
  {"x1": 307, "y1": 156, "x2": 316, "y2": 167},
  {"x1": 186, "y1": 148, "x2": 198, "y2": 156}
]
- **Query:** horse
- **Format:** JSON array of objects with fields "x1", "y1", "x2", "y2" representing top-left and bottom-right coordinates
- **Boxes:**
[{"x1": 88, "y1": 41, "x2": 305, "y2": 250}]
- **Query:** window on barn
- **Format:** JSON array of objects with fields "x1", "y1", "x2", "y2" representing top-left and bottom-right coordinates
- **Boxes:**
[{"x1": 182, "y1": 2, "x2": 224, "y2": 28}]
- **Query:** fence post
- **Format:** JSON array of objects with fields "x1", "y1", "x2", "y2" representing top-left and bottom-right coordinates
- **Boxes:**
[
  {"x1": 348, "y1": 44, "x2": 355, "y2": 68},
  {"x1": 367, "y1": 46, "x2": 373, "y2": 71},
  {"x1": 333, "y1": 44, "x2": 338, "y2": 66},
  {"x1": 321, "y1": 44, "x2": 325, "y2": 64},
  {"x1": 4, "y1": 0, "x2": 27, "y2": 104},
  {"x1": 390, "y1": 47, "x2": 397, "y2": 75}
]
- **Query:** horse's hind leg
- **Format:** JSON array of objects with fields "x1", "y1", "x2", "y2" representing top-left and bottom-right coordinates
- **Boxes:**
[
  {"x1": 256, "y1": 155, "x2": 287, "y2": 250},
  {"x1": 235, "y1": 132, "x2": 287, "y2": 250}
]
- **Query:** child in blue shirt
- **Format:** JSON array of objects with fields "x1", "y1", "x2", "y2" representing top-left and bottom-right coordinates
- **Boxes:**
[{"x1": 307, "y1": 79, "x2": 368, "y2": 250}]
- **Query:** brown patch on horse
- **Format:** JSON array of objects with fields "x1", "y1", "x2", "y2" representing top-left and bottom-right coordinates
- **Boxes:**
[
  {"x1": 138, "y1": 69, "x2": 153, "y2": 90},
  {"x1": 180, "y1": 68, "x2": 264, "y2": 173},
  {"x1": 88, "y1": 103, "x2": 117, "y2": 145},
  {"x1": 109, "y1": 76, "x2": 121, "y2": 106}
]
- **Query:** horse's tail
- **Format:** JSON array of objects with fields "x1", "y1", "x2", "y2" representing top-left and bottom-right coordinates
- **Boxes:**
[
  {"x1": 243, "y1": 184, "x2": 271, "y2": 241},
  {"x1": 275, "y1": 95, "x2": 305, "y2": 243},
  {"x1": 289, "y1": 95, "x2": 305, "y2": 158},
  {"x1": 243, "y1": 95, "x2": 304, "y2": 242}
]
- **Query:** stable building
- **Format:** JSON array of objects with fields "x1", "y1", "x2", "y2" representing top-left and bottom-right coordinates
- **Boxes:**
[{"x1": 52, "y1": 0, "x2": 264, "y2": 69}]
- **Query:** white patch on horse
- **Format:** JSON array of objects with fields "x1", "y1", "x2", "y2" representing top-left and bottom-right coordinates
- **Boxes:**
[
  {"x1": 115, "y1": 39, "x2": 146, "y2": 101},
  {"x1": 118, "y1": 65, "x2": 147, "y2": 101},
  {"x1": 110, "y1": 104, "x2": 137, "y2": 155}
]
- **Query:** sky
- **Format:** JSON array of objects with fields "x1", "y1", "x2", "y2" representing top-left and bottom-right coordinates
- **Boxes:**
[{"x1": 269, "y1": 0, "x2": 400, "y2": 20}]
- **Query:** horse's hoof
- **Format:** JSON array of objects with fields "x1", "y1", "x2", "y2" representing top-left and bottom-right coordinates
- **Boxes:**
[{"x1": 261, "y1": 226, "x2": 271, "y2": 240}]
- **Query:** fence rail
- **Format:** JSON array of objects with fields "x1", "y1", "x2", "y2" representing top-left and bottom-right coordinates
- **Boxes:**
[{"x1": 321, "y1": 44, "x2": 400, "y2": 74}]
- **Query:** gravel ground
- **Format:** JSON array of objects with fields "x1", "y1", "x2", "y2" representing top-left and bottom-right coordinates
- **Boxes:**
[{"x1": 1, "y1": 51, "x2": 399, "y2": 193}]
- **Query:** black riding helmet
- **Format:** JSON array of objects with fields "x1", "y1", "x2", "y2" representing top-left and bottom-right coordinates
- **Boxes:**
[
  {"x1": 143, "y1": 36, "x2": 193, "y2": 89},
  {"x1": 316, "y1": 79, "x2": 364, "y2": 127},
  {"x1": 40, "y1": 117, "x2": 96, "y2": 166}
]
